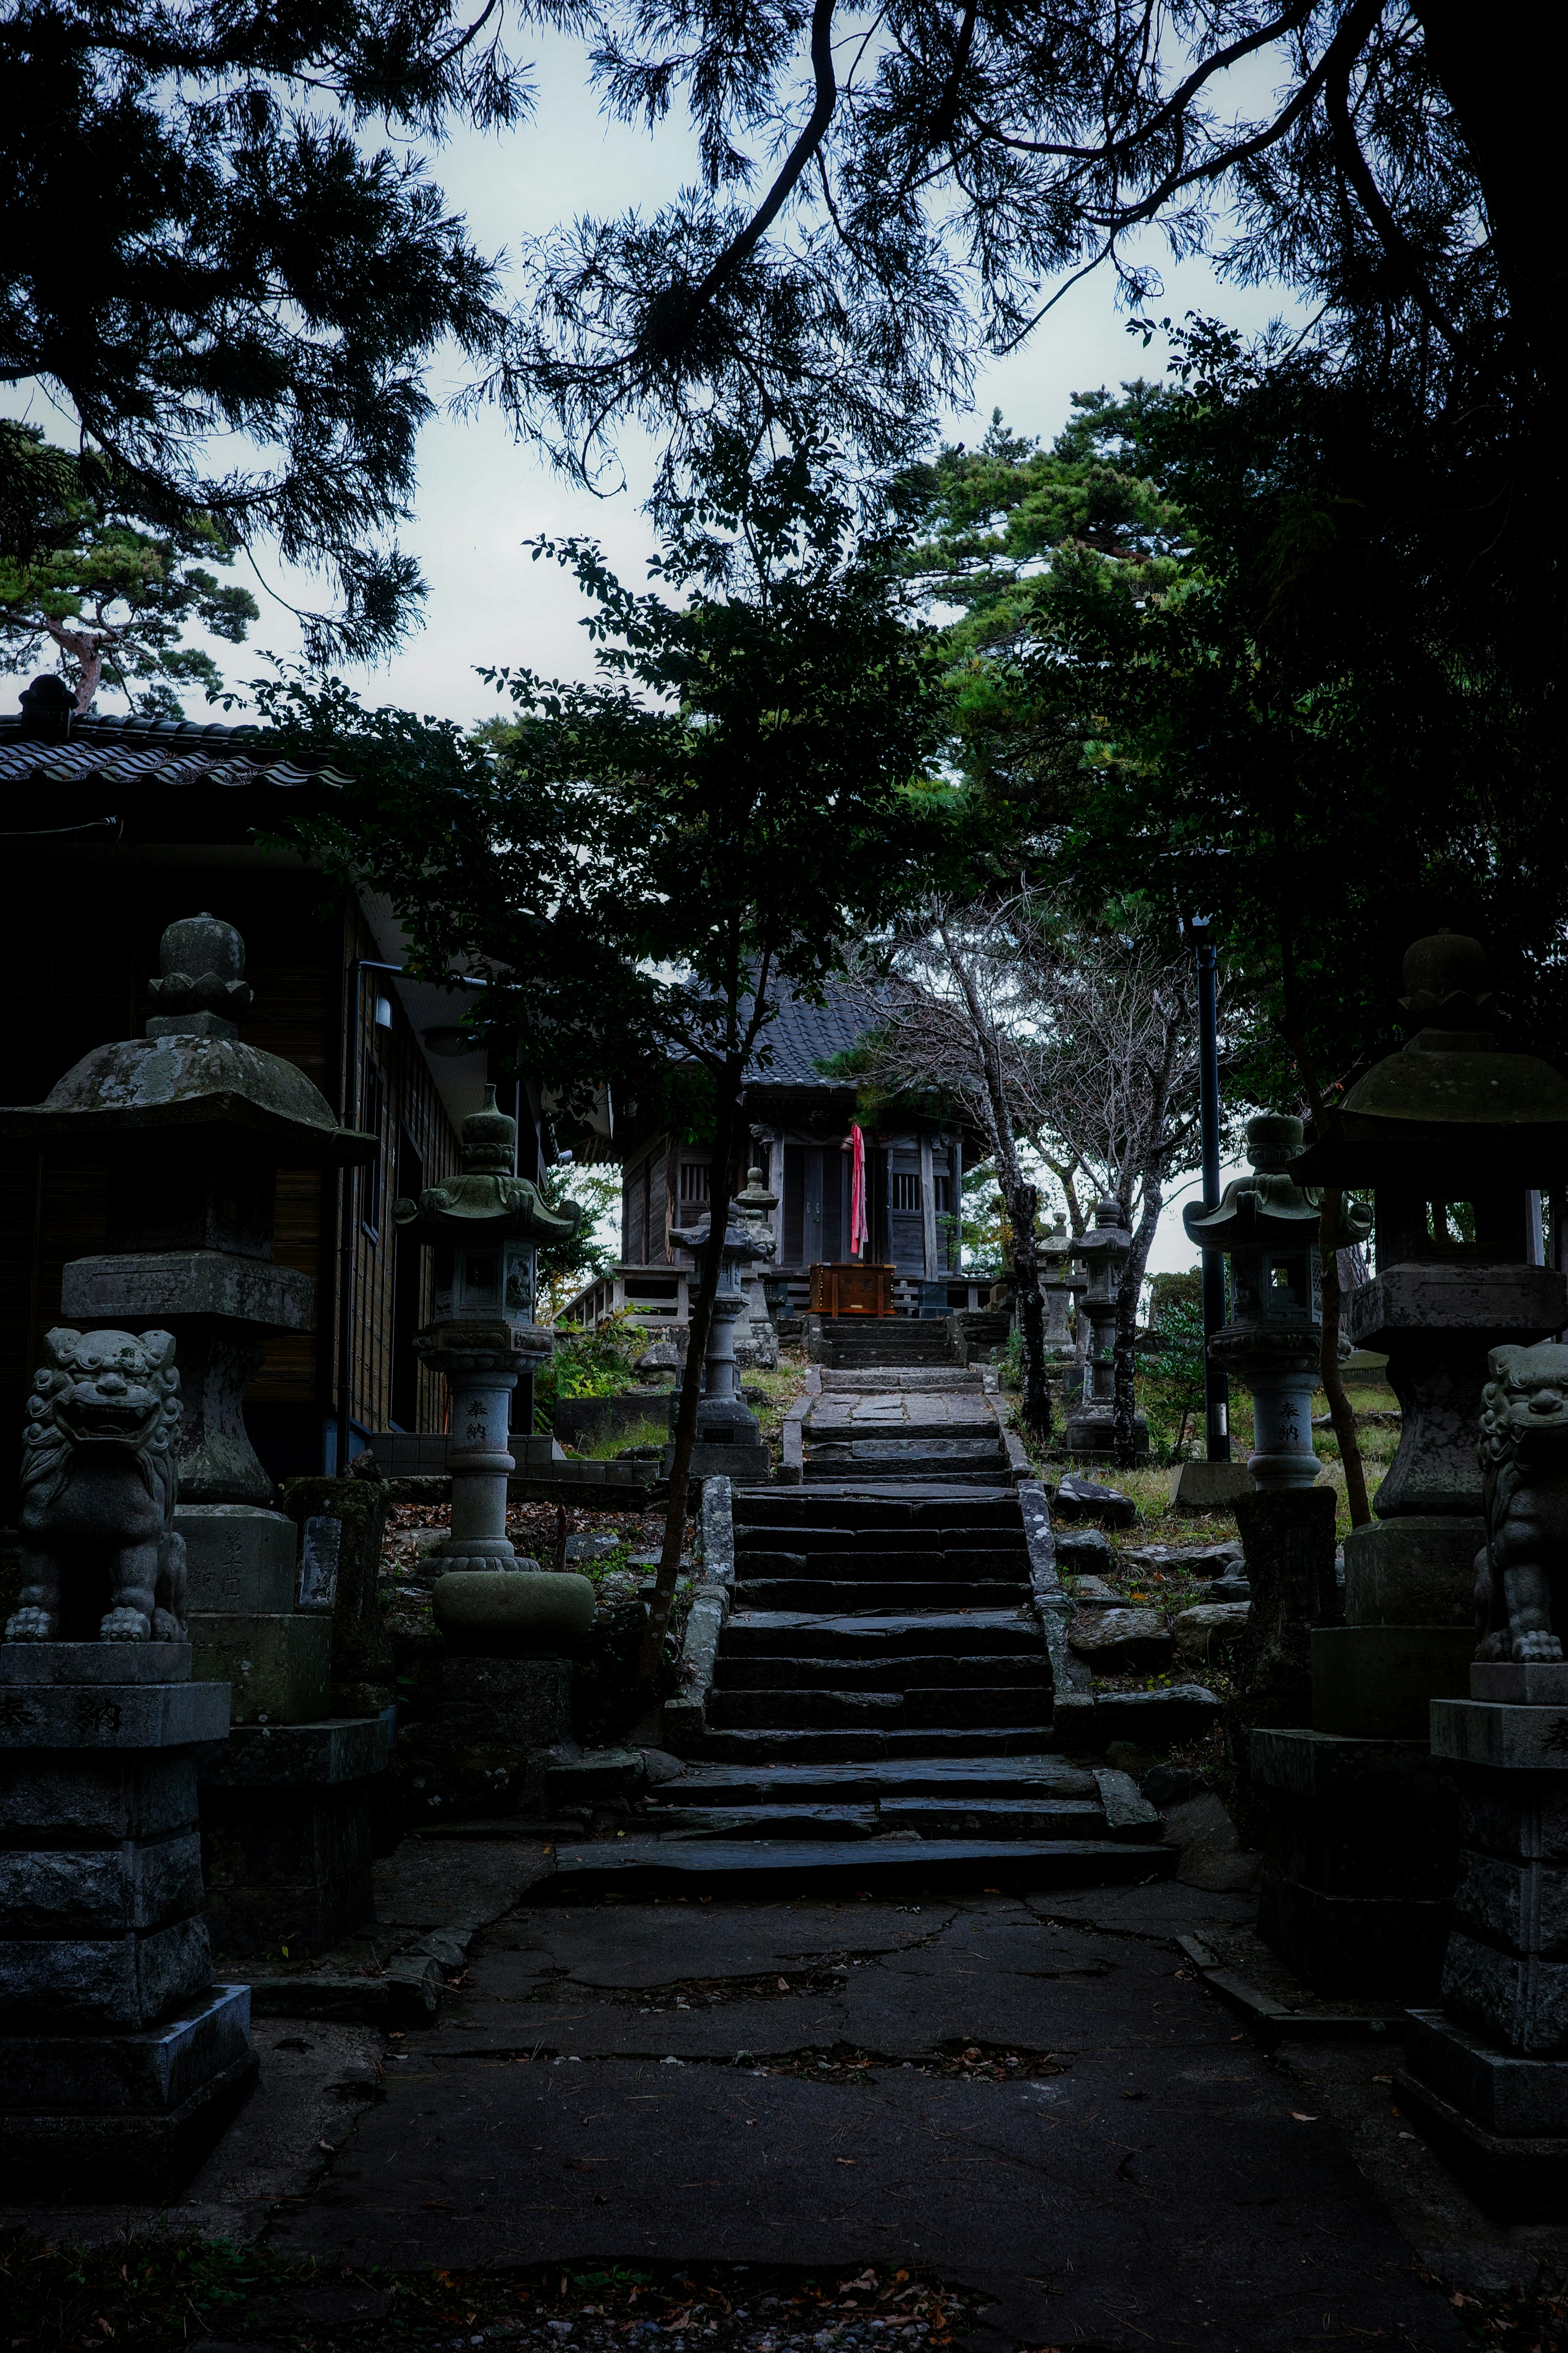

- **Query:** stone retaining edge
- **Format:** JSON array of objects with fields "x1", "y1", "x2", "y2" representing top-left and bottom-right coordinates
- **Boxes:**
[
  {"x1": 778, "y1": 1368, "x2": 820, "y2": 1485},
  {"x1": 664, "y1": 1476, "x2": 735, "y2": 1751}
]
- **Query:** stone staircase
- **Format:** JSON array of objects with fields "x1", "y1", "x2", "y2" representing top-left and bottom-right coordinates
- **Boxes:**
[
  {"x1": 801, "y1": 1367, "x2": 1012, "y2": 1487},
  {"x1": 813, "y1": 1316, "x2": 956, "y2": 1369},
  {"x1": 543, "y1": 1481, "x2": 1173, "y2": 1896}
]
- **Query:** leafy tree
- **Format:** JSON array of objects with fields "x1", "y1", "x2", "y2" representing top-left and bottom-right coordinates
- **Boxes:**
[
  {"x1": 500, "y1": 0, "x2": 1548, "y2": 552},
  {"x1": 1143, "y1": 1272, "x2": 1209, "y2": 1467},
  {"x1": 269, "y1": 445, "x2": 943, "y2": 1680},
  {"x1": 0, "y1": 428, "x2": 257, "y2": 713},
  {"x1": 0, "y1": 0, "x2": 528, "y2": 658},
  {"x1": 535, "y1": 1163, "x2": 622, "y2": 1321}
]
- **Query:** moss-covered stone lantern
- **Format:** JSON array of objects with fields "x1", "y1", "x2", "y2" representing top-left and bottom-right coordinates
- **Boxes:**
[
  {"x1": 1063, "y1": 1198, "x2": 1149, "y2": 1458},
  {"x1": 1250, "y1": 933, "x2": 1568, "y2": 2002},
  {"x1": 1184, "y1": 1115, "x2": 1371, "y2": 1489},
  {"x1": 393, "y1": 1086, "x2": 580, "y2": 1577}
]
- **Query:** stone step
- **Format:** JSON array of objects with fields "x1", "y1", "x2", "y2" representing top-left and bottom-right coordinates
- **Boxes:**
[
  {"x1": 734, "y1": 1528, "x2": 1027, "y2": 1557},
  {"x1": 536, "y1": 1838, "x2": 1175, "y2": 1898},
  {"x1": 732, "y1": 1578, "x2": 1029, "y2": 1612},
  {"x1": 803, "y1": 1461, "x2": 1007, "y2": 1485},
  {"x1": 646, "y1": 1804, "x2": 880, "y2": 1840},
  {"x1": 819, "y1": 1370, "x2": 984, "y2": 1392},
  {"x1": 874, "y1": 1796, "x2": 1105, "y2": 1838},
  {"x1": 695, "y1": 1726, "x2": 1056, "y2": 1762},
  {"x1": 714, "y1": 1650, "x2": 1049, "y2": 1693},
  {"x1": 706, "y1": 1686, "x2": 1050, "y2": 1731},
  {"x1": 803, "y1": 1439, "x2": 1005, "y2": 1462},
  {"x1": 736, "y1": 1490, "x2": 1022, "y2": 1526},
  {"x1": 733, "y1": 1548, "x2": 1028, "y2": 1580},
  {"x1": 724, "y1": 1609, "x2": 1042, "y2": 1658},
  {"x1": 652, "y1": 1756, "x2": 1097, "y2": 1803},
  {"x1": 645, "y1": 1797, "x2": 1110, "y2": 1842}
]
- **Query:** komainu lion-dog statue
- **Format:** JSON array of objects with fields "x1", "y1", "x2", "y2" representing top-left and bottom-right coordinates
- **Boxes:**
[
  {"x1": 4, "y1": 1326, "x2": 188, "y2": 1644},
  {"x1": 1475, "y1": 1341, "x2": 1568, "y2": 1664}
]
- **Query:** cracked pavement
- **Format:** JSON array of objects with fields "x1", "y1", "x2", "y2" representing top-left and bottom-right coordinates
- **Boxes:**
[{"x1": 262, "y1": 1868, "x2": 1463, "y2": 2353}]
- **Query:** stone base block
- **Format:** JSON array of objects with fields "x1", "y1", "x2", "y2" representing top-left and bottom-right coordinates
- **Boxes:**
[
  {"x1": 0, "y1": 1643, "x2": 190, "y2": 1686},
  {"x1": 0, "y1": 1909, "x2": 212, "y2": 2030},
  {"x1": 1406, "y1": 2007, "x2": 1568, "y2": 2139},
  {"x1": 0, "y1": 1680, "x2": 229, "y2": 1750},
  {"x1": 1257, "y1": 1871, "x2": 1450, "y2": 1998},
  {"x1": 1432, "y1": 1699, "x2": 1568, "y2": 1772},
  {"x1": 1310, "y1": 1624, "x2": 1477, "y2": 1738},
  {"x1": 197, "y1": 1716, "x2": 390, "y2": 1959},
  {"x1": 432, "y1": 1571, "x2": 597, "y2": 1656},
  {"x1": 1343, "y1": 1516, "x2": 1481, "y2": 1628},
  {"x1": 1063, "y1": 1410, "x2": 1149, "y2": 1459},
  {"x1": 1397, "y1": 2016, "x2": 1568, "y2": 2222},
  {"x1": 1167, "y1": 1460, "x2": 1256, "y2": 1512},
  {"x1": 0, "y1": 1981, "x2": 250, "y2": 2113},
  {"x1": 432, "y1": 1655, "x2": 574, "y2": 1751},
  {"x1": 1442, "y1": 1928, "x2": 1568, "y2": 2057},
  {"x1": 668, "y1": 1441, "x2": 773, "y2": 1485},
  {"x1": 0, "y1": 1828, "x2": 205, "y2": 1936},
  {"x1": 0, "y1": 1751, "x2": 198, "y2": 1842},
  {"x1": 0, "y1": 2043, "x2": 258, "y2": 2201},
  {"x1": 189, "y1": 1610, "x2": 331, "y2": 1724},
  {"x1": 177, "y1": 1504, "x2": 298, "y2": 1614},
  {"x1": 1251, "y1": 1729, "x2": 1459, "y2": 1998}
]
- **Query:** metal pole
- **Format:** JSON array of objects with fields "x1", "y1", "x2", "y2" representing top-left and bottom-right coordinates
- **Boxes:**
[{"x1": 1192, "y1": 918, "x2": 1231, "y2": 1462}]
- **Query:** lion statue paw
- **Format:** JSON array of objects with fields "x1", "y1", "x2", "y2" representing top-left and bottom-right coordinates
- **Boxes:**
[
  {"x1": 4, "y1": 1606, "x2": 56, "y2": 1642},
  {"x1": 99, "y1": 1606, "x2": 152, "y2": 1642}
]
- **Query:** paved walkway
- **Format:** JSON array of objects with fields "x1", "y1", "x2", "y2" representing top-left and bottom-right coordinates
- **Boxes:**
[{"x1": 258, "y1": 1871, "x2": 1464, "y2": 2353}]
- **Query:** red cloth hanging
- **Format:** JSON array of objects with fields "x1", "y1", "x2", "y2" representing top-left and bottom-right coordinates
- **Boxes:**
[{"x1": 849, "y1": 1124, "x2": 869, "y2": 1258}]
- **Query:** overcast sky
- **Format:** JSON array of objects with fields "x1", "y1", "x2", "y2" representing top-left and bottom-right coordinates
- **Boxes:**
[
  {"x1": 107, "y1": 23, "x2": 1296, "y2": 732},
  {"x1": 8, "y1": 29, "x2": 1289, "y2": 1269}
]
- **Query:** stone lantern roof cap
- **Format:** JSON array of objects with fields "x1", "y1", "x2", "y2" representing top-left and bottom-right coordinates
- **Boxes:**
[
  {"x1": 393, "y1": 1090, "x2": 580, "y2": 1243},
  {"x1": 668, "y1": 1211, "x2": 775, "y2": 1264},
  {"x1": 1074, "y1": 1196, "x2": 1132, "y2": 1256},
  {"x1": 1292, "y1": 934, "x2": 1568, "y2": 1184},
  {"x1": 0, "y1": 911, "x2": 376, "y2": 1165},
  {"x1": 1186, "y1": 1114, "x2": 1372, "y2": 1250}
]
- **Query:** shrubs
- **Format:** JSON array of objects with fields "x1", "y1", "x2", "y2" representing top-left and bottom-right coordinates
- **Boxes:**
[{"x1": 534, "y1": 1308, "x2": 647, "y2": 1432}]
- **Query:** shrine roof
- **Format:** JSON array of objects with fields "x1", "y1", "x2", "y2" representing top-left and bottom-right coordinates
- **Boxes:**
[
  {"x1": 0, "y1": 711, "x2": 351, "y2": 792},
  {"x1": 744, "y1": 978, "x2": 871, "y2": 1090}
]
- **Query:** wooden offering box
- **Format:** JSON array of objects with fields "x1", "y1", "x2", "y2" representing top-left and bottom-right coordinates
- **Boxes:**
[{"x1": 809, "y1": 1262, "x2": 895, "y2": 1316}]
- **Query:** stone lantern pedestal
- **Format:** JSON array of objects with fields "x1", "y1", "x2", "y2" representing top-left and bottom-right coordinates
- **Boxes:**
[
  {"x1": 396, "y1": 1088, "x2": 596, "y2": 1657},
  {"x1": 1251, "y1": 935, "x2": 1568, "y2": 1997},
  {"x1": 1399, "y1": 1662, "x2": 1568, "y2": 2215},
  {"x1": 731, "y1": 1160, "x2": 781, "y2": 1371},
  {"x1": 1063, "y1": 1199, "x2": 1149, "y2": 1459},
  {"x1": 666, "y1": 1212, "x2": 773, "y2": 1485},
  {"x1": 1040, "y1": 1216, "x2": 1087, "y2": 1364},
  {"x1": 0, "y1": 1642, "x2": 253, "y2": 2197}
]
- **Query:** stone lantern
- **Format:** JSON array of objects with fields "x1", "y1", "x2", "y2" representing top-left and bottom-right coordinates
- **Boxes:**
[
  {"x1": 393, "y1": 1086, "x2": 580, "y2": 1577},
  {"x1": 1063, "y1": 1198, "x2": 1148, "y2": 1459},
  {"x1": 665, "y1": 1208, "x2": 773, "y2": 1485},
  {"x1": 1248, "y1": 933, "x2": 1568, "y2": 1998},
  {"x1": 1039, "y1": 1214, "x2": 1087, "y2": 1362},
  {"x1": 731, "y1": 1158, "x2": 780, "y2": 1371},
  {"x1": 1183, "y1": 1115, "x2": 1371, "y2": 1490}
]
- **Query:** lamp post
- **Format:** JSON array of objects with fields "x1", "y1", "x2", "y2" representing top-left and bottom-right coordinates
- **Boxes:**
[{"x1": 1189, "y1": 917, "x2": 1231, "y2": 1462}]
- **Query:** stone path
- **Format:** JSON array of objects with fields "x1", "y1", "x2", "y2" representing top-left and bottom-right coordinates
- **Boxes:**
[{"x1": 264, "y1": 1875, "x2": 1466, "y2": 2353}]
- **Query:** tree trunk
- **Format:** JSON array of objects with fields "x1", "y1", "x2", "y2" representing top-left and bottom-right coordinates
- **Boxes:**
[
  {"x1": 1112, "y1": 1183, "x2": 1160, "y2": 1468},
  {"x1": 1318, "y1": 1187, "x2": 1371, "y2": 1528},
  {"x1": 1007, "y1": 1178, "x2": 1051, "y2": 1443},
  {"x1": 637, "y1": 1069, "x2": 742, "y2": 1684}
]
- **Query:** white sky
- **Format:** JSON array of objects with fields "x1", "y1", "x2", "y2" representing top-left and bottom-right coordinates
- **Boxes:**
[
  {"x1": 4, "y1": 27, "x2": 1297, "y2": 1273},
  {"x1": 2, "y1": 20, "x2": 1291, "y2": 730}
]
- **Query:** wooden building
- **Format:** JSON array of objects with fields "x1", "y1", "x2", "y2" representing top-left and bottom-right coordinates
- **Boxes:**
[
  {"x1": 0, "y1": 699, "x2": 542, "y2": 1508},
  {"x1": 590, "y1": 980, "x2": 980, "y2": 1321}
]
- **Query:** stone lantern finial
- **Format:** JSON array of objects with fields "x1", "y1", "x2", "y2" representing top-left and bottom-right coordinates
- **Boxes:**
[
  {"x1": 147, "y1": 912, "x2": 253, "y2": 1041},
  {"x1": 460, "y1": 1082, "x2": 517, "y2": 1175},
  {"x1": 1398, "y1": 932, "x2": 1494, "y2": 1031}
]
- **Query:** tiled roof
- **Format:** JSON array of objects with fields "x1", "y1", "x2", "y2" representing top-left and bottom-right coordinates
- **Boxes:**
[
  {"x1": 746, "y1": 977, "x2": 878, "y2": 1089},
  {"x1": 0, "y1": 712, "x2": 350, "y2": 791}
]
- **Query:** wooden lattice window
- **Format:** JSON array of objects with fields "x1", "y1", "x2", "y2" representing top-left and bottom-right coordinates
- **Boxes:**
[{"x1": 891, "y1": 1171, "x2": 922, "y2": 1212}]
